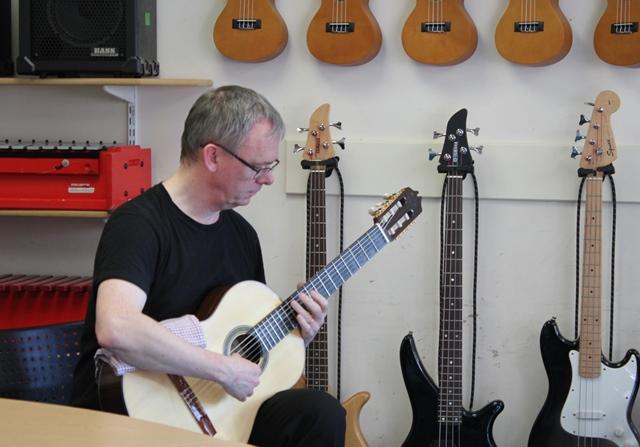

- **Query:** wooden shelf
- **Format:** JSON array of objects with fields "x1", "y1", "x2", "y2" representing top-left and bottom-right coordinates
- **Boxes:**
[
  {"x1": 0, "y1": 78, "x2": 212, "y2": 87},
  {"x1": 0, "y1": 209, "x2": 109, "y2": 218}
]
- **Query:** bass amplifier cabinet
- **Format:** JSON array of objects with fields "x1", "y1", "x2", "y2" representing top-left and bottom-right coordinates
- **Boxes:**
[
  {"x1": 0, "y1": 0, "x2": 12, "y2": 76},
  {"x1": 16, "y1": 0, "x2": 159, "y2": 77}
]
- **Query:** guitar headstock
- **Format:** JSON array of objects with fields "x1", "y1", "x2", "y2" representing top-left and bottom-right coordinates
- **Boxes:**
[
  {"x1": 371, "y1": 188, "x2": 422, "y2": 241},
  {"x1": 434, "y1": 108, "x2": 476, "y2": 176},
  {"x1": 577, "y1": 90, "x2": 619, "y2": 170},
  {"x1": 296, "y1": 103, "x2": 342, "y2": 162}
]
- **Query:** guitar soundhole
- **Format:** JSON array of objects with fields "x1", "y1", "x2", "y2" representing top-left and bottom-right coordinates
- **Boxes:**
[{"x1": 230, "y1": 332, "x2": 264, "y2": 365}]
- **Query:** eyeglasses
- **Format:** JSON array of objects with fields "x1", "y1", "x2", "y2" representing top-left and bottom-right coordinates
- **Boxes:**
[{"x1": 211, "y1": 142, "x2": 280, "y2": 179}]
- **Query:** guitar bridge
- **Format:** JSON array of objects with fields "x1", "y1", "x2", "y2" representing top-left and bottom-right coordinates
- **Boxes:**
[
  {"x1": 514, "y1": 21, "x2": 544, "y2": 32},
  {"x1": 611, "y1": 22, "x2": 639, "y2": 34},
  {"x1": 232, "y1": 19, "x2": 262, "y2": 30},
  {"x1": 421, "y1": 22, "x2": 451, "y2": 33},
  {"x1": 325, "y1": 22, "x2": 355, "y2": 33}
]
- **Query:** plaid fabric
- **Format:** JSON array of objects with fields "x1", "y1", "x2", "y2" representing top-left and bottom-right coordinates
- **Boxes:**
[{"x1": 94, "y1": 314, "x2": 206, "y2": 376}]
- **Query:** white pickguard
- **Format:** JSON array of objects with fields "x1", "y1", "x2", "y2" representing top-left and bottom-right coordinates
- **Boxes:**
[{"x1": 561, "y1": 350, "x2": 638, "y2": 446}]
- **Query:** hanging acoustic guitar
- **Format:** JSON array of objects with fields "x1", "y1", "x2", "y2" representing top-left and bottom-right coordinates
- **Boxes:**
[
  {"x1": 400, "y1": 109, "x2": 504, "y2": 446},
  {"x1": 495, "y1": 0, "x2": 572, "y2": 66},
  {"x1": 402, "y1": 0, "x2": 478, "y2": 65},
  {"x1": 594, "y1": 0, "x2": 640, "y2": 67},
  {"x1": 528, "y1": 90, "x2": 640, "y2": 447},
  {"x1": 307, "y1": 0, "x2": 382, "y2": 65},
  {"x1": 213, "y1": 0, "x2": 288, "y2": 62},
  {"x1": 295, "y1": 103, "x2": 370, "y2": 447}
]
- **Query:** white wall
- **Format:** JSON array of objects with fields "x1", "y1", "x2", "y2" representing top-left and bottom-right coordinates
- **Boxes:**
[{"x1": 2, "y1": 1, "x2": 640, "y2": 445}]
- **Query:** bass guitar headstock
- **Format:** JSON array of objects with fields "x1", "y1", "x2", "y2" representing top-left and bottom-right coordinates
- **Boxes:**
[
  {"x1": 429, "y1": 108, "x2": 480, "y2": 176},
  {"x1": 572, "y1": 90, "x2": 619, "y2": 172},
  {"x1": 370, "y1": 187, "x2": 422, "y2": 242},
  {"x1": 295, "y1": 104, "x2": 345, "y2": 166}
]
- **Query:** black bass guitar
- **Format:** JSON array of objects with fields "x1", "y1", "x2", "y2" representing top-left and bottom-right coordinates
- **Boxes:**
[
  {"x1": 400, "y1": 109, "x2": 504, "y2": 446},
  {"x1": 528, "y1": 90, "x2": 640, "y2": 447}
]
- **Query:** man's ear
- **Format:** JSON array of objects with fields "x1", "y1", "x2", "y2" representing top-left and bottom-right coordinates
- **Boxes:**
[{"x1": 201, "y1": 143, "x2": 219, "y2": 172}]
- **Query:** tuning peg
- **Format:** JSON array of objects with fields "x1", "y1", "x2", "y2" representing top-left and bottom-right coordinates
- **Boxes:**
[
  {"x1": 368, "y1": 206, "x2": 380, "y2": 216},
  {"x1": 570, "y1": 146, "x2": 581, "y2": 159},
  {"x1": 579, "y1": 114, "x2": 590, "y2": 125},
  {"x1": 383, "y1": 192, "x2": 394, "y2": 199},
  {"x1": 332, "y1": 137, "x2": 346, "y2": 149},
  {"x1": 329, "y1": 121, "x2": 342, "y2": 130},
  {"x1": 296, "y1": 127, "x2": 309, "y2": 133},
  {"x1": 428, "y1": 148, "x2": 440, "y2": 161},
  {"x1": 585, "y1": 102, "x2": 595, "y2": 106},
  {"x1": 293, "y1": 144, "x2": 306, "y2": 154},
  {"x1": 470, "y1": 145, "x2": 484, "y2": 154},
  {"x1": 596, "y1": 147, "x2": 603, "y2": 156},
  {"x1": 467, "y1": 127, "x2": 480, "y2": 136},
  {"x1": 575, "y1": 130, "x2": 586, "y2": 142},
  {"x1": 433, "y1": 131, "x2": 446, "y2": 139}
]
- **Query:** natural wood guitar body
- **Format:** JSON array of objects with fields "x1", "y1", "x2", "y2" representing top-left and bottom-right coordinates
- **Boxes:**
[
  {"x1": 213, "y1": 0, "x2": 288, "y2": 62},
  {"x1": 495, "y1": 0, "x2": 572, "y2": 66},
  {"x1": 594, "y1": 0, "x2": 640, "y2": 66},
  {"x1": 402, "y1": 0, "x2": 478, "y2": 65},
  {"x1": 122, "y1": 281, "x2": 304, "y2": 442},
  {"x1": 307, "y1": 0, "x2": 382, "y2": 65}
]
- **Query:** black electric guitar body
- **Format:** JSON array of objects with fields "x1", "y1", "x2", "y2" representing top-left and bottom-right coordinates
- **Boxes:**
[
  {"x1": 400, "y1": 334, "x2": 504, "y2": 447},
  {"x1": 400, "y1": 109, "x2": 503, "y2": 447},
  {"x1": 528, "y1": 319, "x2": 640, "y2": 446}
]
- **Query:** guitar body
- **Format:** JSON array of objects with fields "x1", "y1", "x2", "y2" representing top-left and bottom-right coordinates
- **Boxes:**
[
  {"x1": 594, "y1": 0, "x2": 640, "y2": 67},
  {"x1": 400, "y1": 333, "x2": 504, "y2": 447},
  {"x1": 495, "y1": 0, "x2": 572, "y2": 66},
  {"x1": 402, "y1": 0, "x2": 478, "y2": 65},
  {"x1": 116, "y1": 281, "x2": 304, "y2": 441},
  {"x1": 213, "y1": 0, "x2": 288, "y2": 62},
  {"x1": 307, "y1": 0, "x2": 382, "y2": 65},
  {"x1": 528, "y1": 319, "x2": 640, "y2": 447}
]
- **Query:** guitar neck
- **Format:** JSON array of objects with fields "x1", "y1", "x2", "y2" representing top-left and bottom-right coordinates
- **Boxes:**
[
  {"x1": 305, "y1": 166, "x2": 329, "y2": 391},
  {"x1": 252, "y1": 223, "x2": 389, "y2": 353},
  {"x1": 579, "y1": 172, "x2": 603, "y2": 378},
  {"x1": 438, "y1": 173, "x2": 464, "y2": 423}
]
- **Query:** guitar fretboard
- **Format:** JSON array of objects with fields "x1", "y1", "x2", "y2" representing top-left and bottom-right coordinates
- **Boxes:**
[
  {"x1": 305, "y1": 166, "x2": 329, "y2": 390},
  {"x1": 250, "y1": 224, "x2": 389, "y2": 353},
  {"x1": 438, "y1": 173, "x2": 464, "y2": 424},
  {"x1": 579, "y1": 174, "x2": 603, "y2": 378}
]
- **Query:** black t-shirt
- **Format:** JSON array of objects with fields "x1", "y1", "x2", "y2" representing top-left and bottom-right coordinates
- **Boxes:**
[{"x1": 71, "y1": 183, "x2": 265, "y2": 408}]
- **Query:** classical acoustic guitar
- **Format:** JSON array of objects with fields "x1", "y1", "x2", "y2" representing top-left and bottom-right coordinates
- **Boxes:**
[
  {"x1": 307, "y1": 0, "x2": 382, "y2": 65},
  {"x1": 400, "y1": 109, "x2": 504, "y2": 446},
  {"x1": 213, "y1": 0, "x2": 288, "y2": 62},
  {"x1": 495, "y1": 0, "x2": 572, "y2": 65},
  {"x1": 528, "y1": 90, "x2": 640, "y2": 447},
  {"x1": 99, "y1": 188, "x2": 422, "y2": 442},
  {"x1": 594, "y1": 0, "x2": 640, "y2": 66},
  {"x1": 402, "y1": 0, "x2": 478, "y2": 65},
  {"x1": 295, "y1": 103, "x2": 370, "y2": 447}
]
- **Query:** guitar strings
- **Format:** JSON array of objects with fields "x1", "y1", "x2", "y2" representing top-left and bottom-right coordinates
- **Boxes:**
[{"x1": 190, "y1": 227, "x2": 384, "y2": 398}]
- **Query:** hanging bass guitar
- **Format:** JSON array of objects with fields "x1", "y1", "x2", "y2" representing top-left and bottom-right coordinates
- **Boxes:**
[
  {"x1": 594, "y1": 0, "x2": 640, "y2": 67},
  {"x1": 213, "y1": 0, "x2": 288, "y2": 62},
  {"x1": 495, "y1": 0, "x2": 572, "y2": 65},
  {"x1": 307, "y1": 0, "x2": 382, "y2": 65},
  {"x1": 99, "y1": 187, "x2": 422, "y2": 442},
  {"x1": 400, "y1": 109, "x2": 504, "y2": 446},
  {"x1": 528, "y1": 90, "x2": 640, "y2": 447},
  {"x1": 402, "y1": 0, "x2": 478, "y2": 65},
  {"x1": 295, "y1": 104, "x2": 369, "y2": 447}
]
